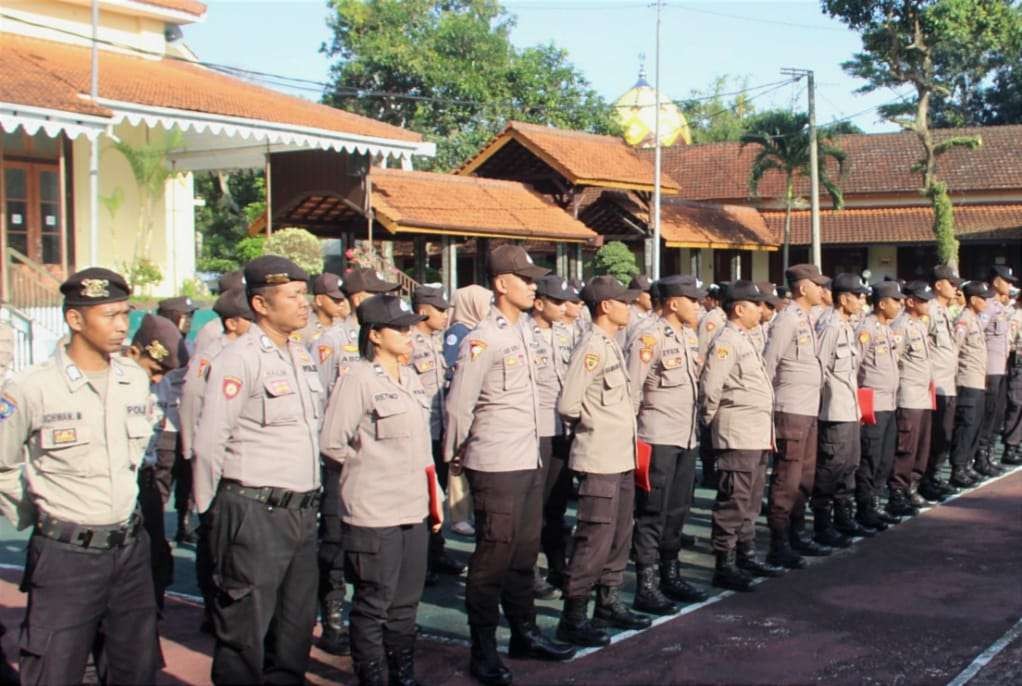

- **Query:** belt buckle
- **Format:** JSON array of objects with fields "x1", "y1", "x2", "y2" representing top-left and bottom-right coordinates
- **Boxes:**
[
  {"x1": 107, "y1": 529, "x2": 127, "y2": 548},
  {"x1": 277, "y1": 491, "x2": 294, "y2": 508},
  {"x1": 76, "y1": 528, "x2": 95, "y2": 548}
]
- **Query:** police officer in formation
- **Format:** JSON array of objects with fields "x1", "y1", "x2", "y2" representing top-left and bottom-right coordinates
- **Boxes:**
[{"x1": 1, "y1": 250, "x2": 1020, "y2": 686}]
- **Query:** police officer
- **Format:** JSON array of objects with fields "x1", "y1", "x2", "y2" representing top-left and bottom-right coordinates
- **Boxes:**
[
  {"x1": 444, "y1": 245, "x2": 573, "y2": 686},
  {"x1": 320, "y1": 294, "x2": 440, "y2": 686},
  {"x1": 751, "y1": 282, "x2": 782, "y2": 353},
  {"x1": 157, "y1": 294, "x2": 198, "y2": 360},
  {"x1": 194, "y1": 270, "x2": 246, "y2": 355},
  {"x1": 128, "y1": 313, "x2": 183, "y2": 611},
  {"x1": 948, "y1": 281, "x2": 995, "y2": 487},
  {"x1": 524, "y1": 275, "x2": 577, "y2": 597},
  {"x1": 193, "y1": 256, "x2": 324, "y2": 684},
  {"x1": 976, "y1": 266, "x2": 1017, "y2": 473},
  {"x1": 763, "y1": 263, "x2": 829, "y2": 568},
  {"x1": 626, "y1": 275, "x2": 710, "y2": 614},
  {"x1": 699, "y1": 280, "x2": 776, "y2": 592},
  {"x1": 696, "y1": 283, "x2": 726, "y2": 488},
  {"x1": 295, "y1": 272, "x2": 348, "y2": 347},
  {"x1": 888, "y1": 282, "x2": 936, "y2": 515},
  {"x1": 1001, "y1": 290, "x2": 1022, "y2": 465},
  {"x1": 410, "y1": 285, "x2": 464, "y2": 583},
  {"x1": 812, "y1": 274, "x2": 871, "y2": 546},
  {"x1": 0, "y1": 267, "x2": 159, "y2": 684},
  {"x1": 854, "y1": 280, "x2": 904, "y2": 530},
  {"x1": 617, "y1": 274, "x2": 655, "y2": 349},
  {"x1": 179, "y1": 287, "x2": 254, "y2": 633},
  {"x1": 921, "y1": 265, "x2": 964, "y2": 501}
]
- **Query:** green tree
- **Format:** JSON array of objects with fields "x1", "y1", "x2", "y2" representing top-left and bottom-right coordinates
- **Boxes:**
[
  {"x1": 740, "y1": 111, "x2": 848, "y2": 271},
  {"x1": 821, "y1": 0, "x2": 1022, "y2": 268},
  {"x1": 591, "y1": 241, "x2": 640, "y2": 285},
  {"x1": 194, "y1": 170, "x2": 265, "y2": 272},
  {"x1": 678, "y1": 75, "x2": 761, "y2": 144},
  {"x1": 263, "y1": 228, "x2": 323, "y2": 276},
  {"x1": 321, "y1": 0, "x2": 616, "y2": 170}
]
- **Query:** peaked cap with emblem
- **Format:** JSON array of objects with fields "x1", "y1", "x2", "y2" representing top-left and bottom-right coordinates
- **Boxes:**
[
  {"x1": 755, "y1": 281, "x2": 782, "y2": 307},
  {"x1": 628, "y1": 275, "x2": 653, "y2": 293},
  {"x1": 723, "y1": 279, "x2": 767, "y2": 306},
  {"x1": 930, "y1": 264, "x2": 963, "y2": 287},
  {"x1": 903, "y1": 280, "x2": 935, "y2": 302},
  {"x1": 870, "y1": 280, "x2": 905, "y2": 300},
  {"x1": 580, "y1": 275, "x2": 639, "y2": 306},
  {"x1": 341, "y1": 267, "x2": 399, "y2": 296},
  {"x1": 412, "y1": 285, "x2": 451, "y2": 310},
  {"x1": 358, "y1": 294, "x2": 427, "y2": 328},
  {"x1": 213, "y1": 287, "x2": 254, "y2": 320},
  {"x1": 132, "y1": 314, "x2": 183, "y2": 370},
  {"x1": 961, "y1": 280, "x2": 995, "y2": 299},
  {"x1": 218, "y1": 269, "x2": 246, "y2": 293},
  {"x1": 535, "y1": 275, "x2": 579, "y2": 302},
  {"x1": 831, "y1": 273, "x2": 870, "y2": 296},
  {"x1": 659, "y1": 275, "x2": 707, "y2": 300},
  {"x1": 988, "y1": 264, "x2": 1019, "y2": 285},
  {"x1": 487, "y1": 244, "x2": 549, "y2": 280},
  {"x1": 60, "y1": 267, "x2": 131, "y2": 307},
  {"x1": 785, "y1": 263, "x2": 830, "y2": 287},
  {"x1": 157, "y1": 296, "x2": 198, "y2": 315},
  {"x1": 313, "y1": 272, "x2": 347, "y2": 299},
  {"x1": 244, "y1": 255, "x2": 309, "y2": 291}
]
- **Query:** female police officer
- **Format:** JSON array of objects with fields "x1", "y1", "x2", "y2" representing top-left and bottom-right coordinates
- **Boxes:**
[{"x1": 319, "y1": 294, "x2": 442, "y2": 686}]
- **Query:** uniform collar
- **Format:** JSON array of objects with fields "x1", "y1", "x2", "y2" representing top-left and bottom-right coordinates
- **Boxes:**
[{"x1": 55, "y1": 346, "x2": 129, "y2": 392}]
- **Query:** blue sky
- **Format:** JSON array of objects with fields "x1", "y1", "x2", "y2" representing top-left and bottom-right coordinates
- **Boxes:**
[{"x1": 184, "y1": 0, "x2": 909, "y2": 133}]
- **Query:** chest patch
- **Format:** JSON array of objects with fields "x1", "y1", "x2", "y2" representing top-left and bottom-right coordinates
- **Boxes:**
[{"x1": 51, "y1": 427, "x2": 77, "y2": 445}]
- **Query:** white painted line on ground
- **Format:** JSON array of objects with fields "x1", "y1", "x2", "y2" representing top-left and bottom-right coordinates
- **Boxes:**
[{"x1": 946, "y1": 616, "x2": 1022, "y2": 686}]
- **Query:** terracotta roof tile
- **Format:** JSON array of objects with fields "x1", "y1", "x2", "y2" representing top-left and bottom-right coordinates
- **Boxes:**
[
  {"x1": 460, "y1": 120, "x2": 680, "y2": 192},
  {"x1": 370, "y1": 169, "x2": 596, "y2": 242},
  {"x1": 658, "y1": 200, "x2": 777, "y2": 248},
  {"x1": 649, "y1": 126, "x2": 1022, "y2": 201},
  {"x1": 2, "y1": 34, "x2": 422, "y2": 143},
  {"x1": 0, "y1": 43, "x2": 110, "y2": 117},
  {"x1": 762, "y1": 203, "x2": 1022, "y2": 245}
]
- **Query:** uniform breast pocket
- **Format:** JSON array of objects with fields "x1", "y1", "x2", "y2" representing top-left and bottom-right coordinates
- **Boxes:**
[
  {"x1": 502, "y1": 355, "x2": 524, "y2": 391},
  {"x1": 374, "y1": 399, "x2": 410, "y2": 440},
  {"x1": 262, "y1": 378, "x2": 300, "y2": 426},
  {"x1": 659, "y1": 363, "x2": 687, "y2": 388},
  {"x1": 125, "y1": 416, "x2": 152, "y2": 467},
  {"x1": 834, "y1": 345, "x2": 853, "y2": 371},
  {"x1": 994, "y1": 317, "x2": 1007, "y2": 335},
  {"x1": 305, "y1": 374, "x2": 324, "y2": 419},
  {"x1": 602, "y1": 370, "x2": 626, "y2": 405},
  {"x1": 37, "y1": 423, "x2": 92, "y2": 476}
]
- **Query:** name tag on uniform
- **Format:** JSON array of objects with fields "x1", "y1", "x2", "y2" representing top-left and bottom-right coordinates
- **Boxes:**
[
  {"x1": 268, "y1": 379, "x2": 293, "y2": 396},
  {"x1": 343, "y1": 344, "x2": 359, "y2": 353},
  {"x1": 52, "y1": 428, "x2": 77, "y2": 445},
  {"x1": 504, "y1": 354, "x2": 519, "y2": 367},
  {"x1": 415, "y1": 359, "x2": 435, "y2": 373},
  {"x1": 876, "y1": 344, "x2": 888, "y2": 355},
  {"x1": 662, "y1": 356, "x2": 684, "y2": 370}
]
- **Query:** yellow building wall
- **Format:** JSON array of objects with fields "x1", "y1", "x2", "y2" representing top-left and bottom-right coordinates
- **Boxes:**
[
  {"x1": 71, "y1": 123, "x2": 196, "y2": 296},
  {"x1": 4, "y1": 0, "x2": 169, "y2": 56}
]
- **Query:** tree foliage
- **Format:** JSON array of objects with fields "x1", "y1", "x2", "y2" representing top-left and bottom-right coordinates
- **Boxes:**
[
  {"x1": 591, "y1": 241, "x2": 640, "y2": 285},
  {"x1": 677, "y1": 76, "x2": 761, "y2": 144},
  {"x1": 194, "y1": 170, "x2": 266, "y2": 272},
  {"x1": 263, "y1": 228, "x2": 324, "y2": 277},
  {"x1": 322, "y1": 0, "x2": 617, "y2": 170}
]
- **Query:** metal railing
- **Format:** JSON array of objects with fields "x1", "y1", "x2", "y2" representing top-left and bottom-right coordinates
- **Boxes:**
[{"x1": 393, "y1": 269, "x2": 420, "y2": 299}]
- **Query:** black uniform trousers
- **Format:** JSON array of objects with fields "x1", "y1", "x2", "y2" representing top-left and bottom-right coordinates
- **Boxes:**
[
  {"x1": 927, "y1": 395, "x2": 957, "y2": 479},
  {"x1": 712, "y1": 450, "x2": 768, "y2": 553},
  {"x1": 209, "y1": 487, "x2": 319, "y2": 686},
  {"x1": 344, "y1": 520, "x2": 428, "y2": 664},
  {"x1": 978, "y1": 374, "x2": 1008, "y2": 451},
  {"x1": 1004, "y1": 359, "x2": 1022, "y2": 447},
  {"x1": 318, "y1": 462, "x2": 346, "y2": 607},
  {"x1": 768, "y1": 412, "x2": 818, "y2": 533},
  {"x1": 18, "y1": 532, "x2": 160, "y2": 686},
  {"x1": 812, "y1": 420, "x2": 860, "y2": 508},
  {"x1": 891, "y1": 408, "x2": 932, "y2": 491},
  {"x1": 539, "y1": 435, "x2": 572, "y2": 580},
  {"x1": 856, "y1": 410, "x2": 897, "y2": 503},
  {"x1": 138, "y1": 465, "x2": 174, "y2": 610},
  {"x1": 950, "y1": 387, "x2": 986, "y2": 469},
  {"x1": 464, "y1": 467, "x2": 543, "y2": 628},
  {"x1": 563, "y1": 471, "x2": 635, "y2": 599},
  {"x1": 428, "y1": 439, "x2": 450, "y2": 563},
  {"x1": 633, "y1": 444, "x2": 697, "y2": 566}
]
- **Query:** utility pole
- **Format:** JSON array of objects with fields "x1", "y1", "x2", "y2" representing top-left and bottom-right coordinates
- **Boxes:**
[
  {"x1": 651, "y1": 0, "x2": 663, "y2": 280},
  {"x1": 781, "y1": 67, "x2": 821, "y2": 268},
  {"x1": 90, "y1": 0, "x2": 100, "y2": 266}
]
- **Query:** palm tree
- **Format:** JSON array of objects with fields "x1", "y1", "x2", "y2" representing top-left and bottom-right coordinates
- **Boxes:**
[{"x1": 740, "y1": 111, "x2": 849, "y2": 270}]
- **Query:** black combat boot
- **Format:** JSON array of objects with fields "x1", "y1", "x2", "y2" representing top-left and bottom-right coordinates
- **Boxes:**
[
  {"x1": 469, "y1": 625, "x2": 512, "y2": 686},
  {"x1": 833, "y1": 499, "x2": 875, "y2": 537},
  {"x1": 355, "y1": 658, "x2": 386, "y2": 686},
  {"x1": 175, "y1": 510, "x2": 196, "y2": 545},
  {"x1": 885, "y1": 489, "x2": 918, "y2": 517},
  {"x1": 430, "y1": 549, "x2": 466, "y2": 576},
  {"x1": 632, "y1": 564, "x2": 678, "y2": 615},
  {"x1": 318, "y1": 591, "x2": 351, "y2": 656},
  {"x1": 386, "y1": 645, "x2": 419, "y2": 686},
  {"x1": 507, "y1": 616, "x2": 575, "y2": 661},
  {"x1": 766, "y1": 528, "x2": 807, "y2": 569},
  {"x1": 790, "y1": 522, "x2": 833, "y2": 557},
  {"x1": 594, "y1": 585, "x2": 651, "y2": 630},
  {"x1": 712, "y1": 549, "x2": 755, "y2": 592},
  {"x1": 659, "y1": 558, "x2": 708, "y2": 603},
  {"x1": 917, "y1": 478, "x2": 949, "y2": 502},
  {"x1": 856, "y1": 498, "x2": 888, "y2": 532},
  {"x1": 736, "y1": 541, "x2": 785, "y2": 577},
  {"x1": 875, "y1": 496, "x2": 902, "y2": 525},
  {"x1": 1002, "y1": 444, "x2": 1022, "y2": 465},
  {"x1": 556, "y1": 596, "x2": 610, "y2": 647},
  {"x1": 950, "y1": 465, "x2": 977, "y2": 488},
  {"x1": 812, "y1": 503, "x2": 852, "y2": 549},
  {"x1": 975, "y1": 446, "x2": 1005, "y2": 476}
]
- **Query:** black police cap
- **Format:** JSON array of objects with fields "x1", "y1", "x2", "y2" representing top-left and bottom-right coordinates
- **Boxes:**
[
  {"x1": 988, "y1": 265, "x2": 1019, "y2": 285},
  {"x1": 658, "y1": 275, "x2": 707, "y2": 300},
  {"x1": 412, "y1": 285, "x2": 451, "y2": 311},
  {"x1": 218, "y1": 270, "x2": 245, "y2": 293},
  {"x1": 903, "y1": 281, "x2": 936, "y2": 301},
  {"x1": 870, "y1": 280, "x2": 905, "y2": 300},
  {"x1": 313, "y1": 273, "x2": 346, "y2": 299},
  {"x1": 628, "y1": 275, "x2": 653, "y2": 292},
  {"x1": 785, "y1": 263, "x2": 829, "y2": 286},
  {"x1": 244, "y1": 256, "x2": 309, "y2": 290},
  {"x1": 831, "y1": 273, "x2": 870, "y2": 295},
  {"x1": 341, "y1": 267, "x2": 399, "y2": 296},
  {"x1": 961, "y1": 281, "x2": 995, "y2": 299},
  {"x1": 131, "y1": 314, "x2": 182, "y2": 370},
  {"x1": 357, "y1": 294, "x2": 426, "y2": 328},
  {"x1": 488, "y1": 245, "x2": 549, "y2": 280},
  {"x1": 535, "y1": 275, "x2": 579, "y2": 302},
  {"x1": 931, "y1": 264, "x2": 963, "y2": 287},
  {"x1": 723, "y1": 279, "x2": 767, "y2": 306},
  {"x1": 580, "y1": 275, "x2": 639, "y2": 306},
  {"x1": 157, "y1": 296, "x2": 197, "y2": 315},
  {"x1": 60, "y1": 267, "x2": 131, "y2": 307},
  {"x1": 213, "y1": 287, "x2": 254, "y2": 320}
]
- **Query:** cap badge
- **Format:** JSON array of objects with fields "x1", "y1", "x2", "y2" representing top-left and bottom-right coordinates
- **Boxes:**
[
  {"x1": 145, "y1": 340, "x2": 169, "y2": 362},
  {"x1": 80, "y1": 279, "x2": 109, "y2": 298},
  {"x1": 399, "y1": 300, "x2": 411, "y2": 312},
  {"x1": 561, "y1": 280, "x2": 568, "y2": 290},
  {"x1": 525, "y1": 254, "x2": 534, "y2": 264},
  {"x1": 265, "y1": 273, "x2": 290, "y2": 285}
]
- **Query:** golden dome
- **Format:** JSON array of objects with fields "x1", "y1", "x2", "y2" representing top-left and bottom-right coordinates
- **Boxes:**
[{"x1": 614, "y1": 66, "x2": 691, "y2": 148}]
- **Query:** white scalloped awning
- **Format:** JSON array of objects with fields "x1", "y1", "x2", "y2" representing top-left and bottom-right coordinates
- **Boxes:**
[{"x1": 0, "y1": 102, "x2": 109, "y2": 142}]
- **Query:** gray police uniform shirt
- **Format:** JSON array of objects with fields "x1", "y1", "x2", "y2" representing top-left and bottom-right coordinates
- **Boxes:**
[
  {"x1": 699, "y1": 322, "x2": 774, "y2": 451},
  {"x1": 855, "y1": 314, "x2": 900, "y2": 413},
  {"x1": 409, "y1": 328, "x2": 447, "y2": 442},
  {"x1": 763, "y1": 305, "x2": 823, "y2": 417},
  {"x1": 0, "y1": 320, "x2": 14, "y2": 382},
  {"x1": 193, "y1": 317, "x2": 223, "y2": 357},
  {"x1": 817, "y1": 315, "x2": 861, "y2": 423},
  {"x1": 626, "y1": 318, "x2": 700, "y2": 449},
  {"x1": 315, "y1": 319, "x2": 362, "y2": 396},
  {"x1": 523, "y1": 314, "x2": 572, "y2": 439},
  {"x1": 618, "y1": 306, "x2": 655, "y2": 350},
  {"x1": 954, "y1": 309, "x2": 987, "y2": 391},
  {"x1": 559, "y1": 326, "x2": 636, "y2": 474},
  {"x1": 697, "y1": 307, "x2": 725, "y2": 360},
  {"x1": 0, "y1": 348, "x2": 154, "y2": 529},
  {"x1": 192, "y1": 324, "x2": 324, "y2": 512},
  {"x1": 319, "y1": 361, "x2": 432, "y2": 528},
  {"x1": 444, "y1": 309, "x2": 541, "y2": 472},
  {"x1": 179, "y1": 333, "x2": 233, "y2": 461},
  {"x1": 1011, "y1": 307, "x2": 1022, "y2": 357},
  {"x1": 891, "y1": 313, "x2": 934, "y2": 410},
  {"x1": 927, "y1": 299, "x2": 959, "y2": 397},
  {"x1": 153, "y1": 366, "x2": 185, "y2": 451},
  {"x1": 979, "y1": 298, "x2": 1011, "y2": 376}
]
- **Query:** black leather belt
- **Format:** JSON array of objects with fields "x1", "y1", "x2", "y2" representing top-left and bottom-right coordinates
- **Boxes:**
[
  {"x1": 35, "y1": 509, "x2": 142, "y2": 550},
  {"x1": 220, "y1": 480, "x2": 322, "y2": 510}
]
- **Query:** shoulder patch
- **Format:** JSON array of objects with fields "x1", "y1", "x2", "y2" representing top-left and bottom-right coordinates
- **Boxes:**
[
  {"x1": 706, "y1": 321, "x2": 716, "y2": 332},
  {"x1": 716, "y1": 346, "x2": 730, "y2": 360},
  {"x1": 0, "y1": 394, "x2": 16, "y2": 422},
  {"x1": 469, "y1": 339, "x2": 487, "y2": 361},
  {"x1": 639, "y1": 334, "x2": 657, "y2": 348},
  {"x1": 446, "y1": 333, "x2": 458, "y2": 346},
  {"x1": 318, "y1": 345, "x2": 333, "y2": 363},
  {"x1": 639, "y1": 347, "x2": 653, "y2": 363},
  {"x1": 584, "y1": 352, "x2": 600, "y2": 371},
  {"x1": 222, "y1": 376, "x2": 243, "y2": 400},
  {"x1": 858, "y1": 331, "x2": 871, "y2": 345}
]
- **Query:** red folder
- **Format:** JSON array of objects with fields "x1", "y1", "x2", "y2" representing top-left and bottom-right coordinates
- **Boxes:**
[
  {"x1": 858, "y1": 388, "x2": 877, "y2": 425},
  {"x1": 929, "y1": 382, "x2": 938, "y2": 411},
  {"x1": 426, "y1": 465, "x2": 442, "y2": 526},
  {"x1": 635, "y1": 440, "x2": 653, "y2": 492}
]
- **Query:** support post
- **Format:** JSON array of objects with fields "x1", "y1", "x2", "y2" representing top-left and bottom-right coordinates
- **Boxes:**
[
  {"x1": 264, "y1": 151, "x2": 272, "y2": 237},
  {"x1": 414, "y1": 237, "x2": 427, "y2": 284}
]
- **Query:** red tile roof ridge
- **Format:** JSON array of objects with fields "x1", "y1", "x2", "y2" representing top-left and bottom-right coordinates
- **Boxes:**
[
  {"x1": 133, "y1": 0, "x2": 207, "y2": 18},
  {"x1": 372, "y1": 168, "x2": 542, "y2": 187}
]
